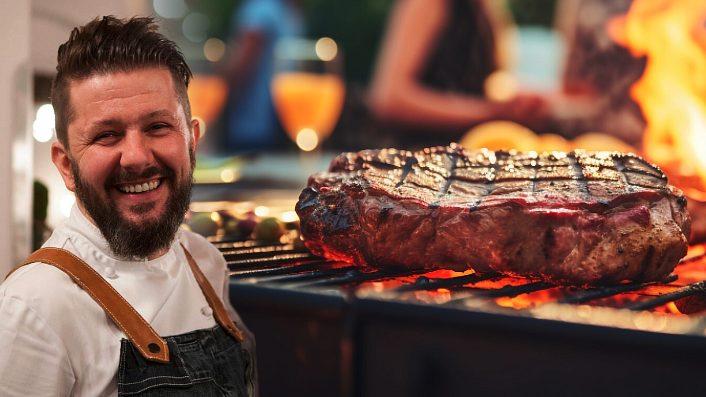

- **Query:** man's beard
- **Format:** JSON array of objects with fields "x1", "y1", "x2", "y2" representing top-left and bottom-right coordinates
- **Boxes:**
[{"x1": 71, "y1": 154, "x2": 193, "y2": 260}]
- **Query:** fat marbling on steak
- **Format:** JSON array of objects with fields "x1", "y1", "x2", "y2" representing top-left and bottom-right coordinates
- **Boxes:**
[{"x1": 295, "y1": 144, "x2": 691, "y2": 286}]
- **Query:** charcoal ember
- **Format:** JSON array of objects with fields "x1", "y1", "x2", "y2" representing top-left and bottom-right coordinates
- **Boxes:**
[{"x1": 295, "y1": 144, "x2": 691, "y2": 286}]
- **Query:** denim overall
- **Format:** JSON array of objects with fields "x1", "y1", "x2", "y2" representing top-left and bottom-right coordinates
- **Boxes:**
[{"x1": 14, "y1": 246, "x2": 254, "y2": 397}]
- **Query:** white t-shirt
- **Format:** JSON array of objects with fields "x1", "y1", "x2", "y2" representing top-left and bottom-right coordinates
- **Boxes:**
[{"x1": 0, "y1": 205, "x2": 254, "y2": 396}]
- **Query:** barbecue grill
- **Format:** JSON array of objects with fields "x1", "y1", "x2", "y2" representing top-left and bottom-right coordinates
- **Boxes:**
[{"x1": 219, "y1": 238, "x2": 706, "y2": 397}]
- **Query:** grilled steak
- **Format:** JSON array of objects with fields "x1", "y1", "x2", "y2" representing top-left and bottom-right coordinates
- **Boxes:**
[{"x1": 296, "y1": 144, "x2": 691, "y2": 286}]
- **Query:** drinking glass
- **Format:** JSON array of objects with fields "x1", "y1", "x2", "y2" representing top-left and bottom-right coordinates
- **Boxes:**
[{"x1": 271, "y1": 37, "x2": 346, "y2": 152}]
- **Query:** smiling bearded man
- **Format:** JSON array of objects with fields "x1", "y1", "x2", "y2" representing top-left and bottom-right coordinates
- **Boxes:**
[{"x1": 0, "y1": 16, "x2": 258, "y2": 396}]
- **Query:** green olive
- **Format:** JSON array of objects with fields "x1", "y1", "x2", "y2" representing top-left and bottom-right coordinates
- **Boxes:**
[
  {"x1": 254, "y1": 217, "x2": 285, "y2": 241},
  {"x1": 223, "y1": 218, "x2": 239, "y2": 235},
  {"x1": 187, "y1": 213, "x2": 219, "y2": 237}
]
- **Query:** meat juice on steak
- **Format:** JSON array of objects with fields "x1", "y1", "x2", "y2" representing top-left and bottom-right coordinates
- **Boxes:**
[{"x1": 295, "y1": 144, "x2": 691, "y2": 286}]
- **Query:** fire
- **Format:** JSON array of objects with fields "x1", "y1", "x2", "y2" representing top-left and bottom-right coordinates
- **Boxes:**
[
  {"x1": 352, "y1": 244, "x2": 706, "y2": 314},
  {"x1": 495, "y1": 287, "x2": 566, "y2": 310},
  {"x1": 609, "y1": 0, "x2": 706, "y2": 199},
  {"x1": 672, "y1": 244, "x2": 706, "y2": 285}
]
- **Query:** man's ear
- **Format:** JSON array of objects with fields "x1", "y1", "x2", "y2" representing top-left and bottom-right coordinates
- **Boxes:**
[
  {"x1": 51, "y1": 141, "x2": 76, "y2": 192},
  {"x1": 189, "y1": 118, "x2": 201, "y2": 165},
  {"x1": 190, "y1": 118, "x2": 201, "y2": 150}
]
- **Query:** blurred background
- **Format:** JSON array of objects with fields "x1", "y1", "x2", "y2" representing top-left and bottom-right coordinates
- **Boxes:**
[{"x1": 2, "y1": 0, "x2": 706, "y2": 277}]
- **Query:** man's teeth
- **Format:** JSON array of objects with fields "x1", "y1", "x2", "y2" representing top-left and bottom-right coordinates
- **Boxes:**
[{"x1": 118, "y1": 180, "x2": 161, "y2": 193}]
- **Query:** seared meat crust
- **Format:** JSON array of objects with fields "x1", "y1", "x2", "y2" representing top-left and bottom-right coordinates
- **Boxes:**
[{"x1": 296, "y1": 145, "x2": 691, "y2": 286}]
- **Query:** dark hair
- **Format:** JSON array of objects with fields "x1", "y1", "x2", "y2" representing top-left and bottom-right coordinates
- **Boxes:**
[{"x1": 51, "y1": 16, "x2": 193, "y2": 148}]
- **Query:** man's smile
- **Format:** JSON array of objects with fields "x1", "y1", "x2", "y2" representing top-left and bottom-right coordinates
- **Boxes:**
[
  {"x1": 116, "y1": 178, "x2": 162, "y2": 194},
  {"x1": 109, "y1": 177, "x2": 169, "y2": 213}
]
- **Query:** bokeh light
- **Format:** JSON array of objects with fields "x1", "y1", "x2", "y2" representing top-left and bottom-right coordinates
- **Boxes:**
[
  {"x1": 315, "y1": 37, "x2": 338, "y2": 61},
  {"x1": 182, "y1": 13, "x2": 210, "y2": 42},
  {"x1": 220, "y1": 169, "x2": 235, "y2": 183},
  {"x1": 296, "y1": 128, "x2": 318, "y2": 151},
  {"x1": 204, "y1": 38, "x2": 226, "y2": 62},
  {"x1": 153, "y1": 0, "x2": 187, "y2": 19},
  {"x1": 33, "y1": 104, "x2": 55, "y2": 143},
  {"x1": 484, "y1": 70, "x2": 519, "y2": 102},
  {"x1": 210, "y1": 212, "x2": 221, "y2": 222},
  {"x1": 281, "y1": 211, "x2": 299, "y2": 223},
  {"x1": 254, "y1": 206, "x2": 270, "y2": 217}
]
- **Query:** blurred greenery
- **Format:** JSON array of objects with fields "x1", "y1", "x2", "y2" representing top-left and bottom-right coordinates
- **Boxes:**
[
  {"x1": 507, "y1": 0, "x2": 557, "y2": 27},
  {"x1": 305, "y1": 0, "x2": 395, "y2": 84},
  {"x1": 186, "y1": 0, "x2": 236, "y2": 40},
  {"x1": 33, "y1": 181, "x2": 50, "y2": 251},
  {"x1": 34, "y1": 181, "x2": 48, "y2": 222}
]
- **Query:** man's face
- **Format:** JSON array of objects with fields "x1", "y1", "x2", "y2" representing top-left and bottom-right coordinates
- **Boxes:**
[{"x1": 51, "y1": 68, "x2": 200, "y2": 259}]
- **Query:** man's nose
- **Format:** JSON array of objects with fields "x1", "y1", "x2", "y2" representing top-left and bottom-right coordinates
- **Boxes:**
[{"x1": 119, "y1": 132, "x2": 155, "y2": 171}]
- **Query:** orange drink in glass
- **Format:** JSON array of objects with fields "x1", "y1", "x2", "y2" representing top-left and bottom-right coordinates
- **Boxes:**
[
  {"x1": 271, "y1": 37, "x2": 345, "y2": 151},
  {"x1": 271, "y1": 72, "x2": 345, "y2": 150}
]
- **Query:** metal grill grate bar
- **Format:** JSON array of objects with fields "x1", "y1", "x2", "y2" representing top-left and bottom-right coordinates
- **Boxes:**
[
  {"x1": 440, "y1": 281, "x2": 555, "y2": 309},
  {"x1": 468, "y1": 281, "x2": 556, "y2": 298},
  {"x1": 230, "y1": 260, "x2": 333, "y2": 278},
  {"x1": 227, "y1": 253, "x2": 320, "y2": 270},
  {"x1": 623, "y1": 280, "x2": 706, "y2": 311},
  {"x1": 285, "y1": 268, "x2": 421, "y2": 289},
  {"x1": 393, "y1": 272, "x2": 503, "y2": 292},
  {"x1": 221, "y1": 244, "x2": 301, "y2": 259},
  {"x1": 559, "y1": 274, "x2": 679, "y2": 304},
  {"x1": 214, "y1": 240, "x2": 280, "y2": 250},
  {"x1": 253, "y1": 266, "x2": 359, "y2": 284}
]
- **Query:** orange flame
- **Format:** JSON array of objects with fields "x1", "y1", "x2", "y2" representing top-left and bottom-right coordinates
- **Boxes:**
[
  {"x1": 350, "y1": 243, "x2": 706, "y2": 314},
  {"x1": 609, "y1": 0, "x2": 706, "y2": 199}
]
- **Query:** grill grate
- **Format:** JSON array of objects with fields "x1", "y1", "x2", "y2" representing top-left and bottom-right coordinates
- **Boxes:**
[{"x1": 218, "y1": 239, "x2": 706, "y2": 318}]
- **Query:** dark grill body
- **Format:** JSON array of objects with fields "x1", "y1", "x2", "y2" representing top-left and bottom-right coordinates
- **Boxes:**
[
  {"x1": 296, "y1": 145, "x2": 691, "y2": 285},
  {"x1": 222, "y1": 240, "x2": 706, "y2": 397}
]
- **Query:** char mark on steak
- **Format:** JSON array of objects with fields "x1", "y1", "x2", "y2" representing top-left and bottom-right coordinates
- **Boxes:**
[{"x1": 296, "y1": 144, "x2": 691, "y2": 286}]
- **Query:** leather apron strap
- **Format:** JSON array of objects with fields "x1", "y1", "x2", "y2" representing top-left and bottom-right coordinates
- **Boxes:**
[
  {"x1": 7, "y1": 246, "x2": 244, "y2": 363},
  {"x1": 7, "y1": 248, "x2": 170, "y2": 363},
  {"x1": 180, "y1": 244, "x2": 244, "y2": 342}
]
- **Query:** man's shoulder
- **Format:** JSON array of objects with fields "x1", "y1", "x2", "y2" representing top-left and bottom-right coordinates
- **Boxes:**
[
  {"x1": 1, "y1": 261, "x2": 83, "y2": 310},
  {"x1": 178, "y1": 228, "x2": 225, "y2": 265},
  {"x1": 3, "y1": 230, "x2": 91, "y2": 306},
  {"x1": 178, "y1": 229, "x2": 229, "y2": 290},
  {"x1": 3, "y1": 228, "x2": 83, "y2": 295}
]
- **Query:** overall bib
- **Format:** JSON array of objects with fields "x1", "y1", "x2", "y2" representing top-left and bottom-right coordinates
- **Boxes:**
[{"x1": 11, "y1": 246, "x2": 254, "y2": 396}]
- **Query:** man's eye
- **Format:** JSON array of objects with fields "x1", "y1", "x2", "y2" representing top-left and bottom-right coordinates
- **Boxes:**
[
  {"x1": 150, "y1": 124, "x2": 169, "y2": 131},
  {"x1": 94, "y1": 133, "x2": 117, "y2": 142}
]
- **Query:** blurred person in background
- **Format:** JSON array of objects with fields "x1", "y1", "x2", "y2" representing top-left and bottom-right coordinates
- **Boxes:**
[
  {"x1": 367, "y1": 0, "x2": 551, "y2": 150},
  {"x1": 554, "y1": 0, "x2": 645, "y2": 146},
  {"x1": 221, "y1": 0, "x2": 304, "y2": 153}
]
